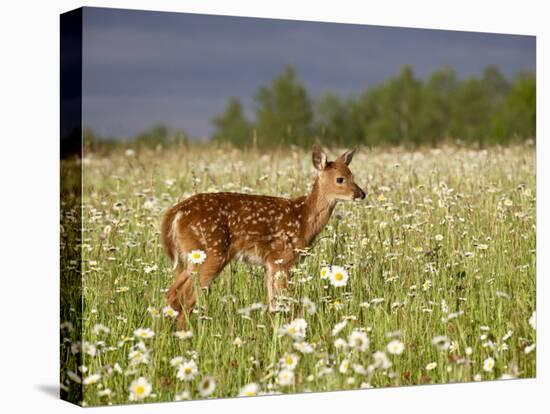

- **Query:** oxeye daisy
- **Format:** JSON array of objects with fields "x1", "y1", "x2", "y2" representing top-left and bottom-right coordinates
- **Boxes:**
[
  {"x1": 329, "y1": 265, "x2": 349, "y2": 287},
  {"x1": 293, "y1": 341, "x2": 314, "y2": 354},
  {"x1": 339, "y1": 358, "x2": 350, "y2": 374},
  {"x1": 483, "y1": 357, "x2": 495, "y2": 372},
  {"x1": 334, "y1": 338, "x2": 348, "y2": 351},
  {"x1": 320, "y1": 266, "x2": 331, "y2": 280},
  {"x1": 128, "y1": 377, "x2": 152, "y2": 401},
  {"x1": 372, "y1": 351, "x2": 392, "y2": 369},
  {"x1": 176, "y1": 360, "x2": 199, "y2": 381},
  {"x1": 278, "y1": 318, "x2": 308, "y2": 341},
  {"x1": 431, "y1": 335, "x2": 450, "y2": 351},
  {"x1": 280, "y1": 353, "x2": 299, "y2": 371},
  {"x1": 277, "y1": 369, "x2": 295, "y2": 386},
  {"x1": 174, "y1": 391, "x2": 191, "y2": 401},
  {"x1": 134, "y1": 328, "x2": 154, "y2": 339},
  {"x1": 174, "y1": 330, "x2": 193, "y2": 340},
  {"x1": 332, "y1": 320, "x2": 348, "y2": 336},
  {"x1": 162, "y1": 305, "x2": 179, "y2": 319},
  {"x1": 198, "y1": 376, "x2": 216, "y2": 397},
  {"x1": 188, "y1": 249, "x2": 207, "y2": 264},
  {"x1": 348, "y1": 329, "x2": 369, "y2": 352},
  {"x1": 426, "y1": 362, "x2": 437, "y2": 371},
  {"x1": 170, "y1": 356, "x2": 184, "y2": 367},
  {"x1": 387, "y1": 340, "x2": 405, "y2": 355},
  {"x1": 83, "y1": 373, "x2": 101, "y2": 385},
  {"x1": 82, "y1": 341, "x2": 97, "y2": 357},
  {"x1": 239, "y1": 383, "x2": 260, "y2": 397},
  {"x1": 93, "y1": 323, "x2": 110, "y2": 336}
]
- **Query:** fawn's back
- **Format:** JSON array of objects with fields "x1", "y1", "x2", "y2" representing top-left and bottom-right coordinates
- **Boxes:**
[{"x1": 161, "y1": 192, "x2": 306, "y2": 269}]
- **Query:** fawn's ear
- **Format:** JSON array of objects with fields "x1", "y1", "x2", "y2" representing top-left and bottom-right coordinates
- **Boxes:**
[
  {"x1": 337, "y1": 148, "x2": 356, "y2": 166},
  {"x1": 312, "y1": 144, "x2": 327, "y2": 171}
]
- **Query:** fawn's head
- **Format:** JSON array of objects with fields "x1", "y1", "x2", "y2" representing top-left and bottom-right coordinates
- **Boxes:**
[{"x1": 312, "y1": 144, "x2": 366, "y2": 202}]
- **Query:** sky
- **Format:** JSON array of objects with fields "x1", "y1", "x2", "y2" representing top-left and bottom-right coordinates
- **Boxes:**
[{"x1": 82, "y1": 7, "x2": 536, "y2": 139}]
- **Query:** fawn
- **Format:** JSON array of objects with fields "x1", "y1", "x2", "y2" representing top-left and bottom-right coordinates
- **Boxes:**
[{"x1": 161, "y1": 145, "x2": 366, "y2": 329}]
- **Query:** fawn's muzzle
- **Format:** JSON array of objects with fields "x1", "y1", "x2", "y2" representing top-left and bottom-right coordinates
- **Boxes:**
[{"x1": 353, "y1": 186, "x2": 366, "y2": 201}]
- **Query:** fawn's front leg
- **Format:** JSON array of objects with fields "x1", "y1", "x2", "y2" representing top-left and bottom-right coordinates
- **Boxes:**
[{"x1": 265, "y1": 261, "x2": 290, "y2": 312}]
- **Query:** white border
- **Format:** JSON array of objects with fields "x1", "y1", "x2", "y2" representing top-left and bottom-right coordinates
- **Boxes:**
[{"x1": 0, "y1": 1, "x2": 547, "y2": 413}]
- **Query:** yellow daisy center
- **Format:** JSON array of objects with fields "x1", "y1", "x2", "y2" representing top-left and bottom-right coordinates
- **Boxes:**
[
  {"x1": 135, "y1": 385, "x2": 145, "y2": 395},
  {"x1": 335, "y1": 272, "x2": 343, "y2": 281}
]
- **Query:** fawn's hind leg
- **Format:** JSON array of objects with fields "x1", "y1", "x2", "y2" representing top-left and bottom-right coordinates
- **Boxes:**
[{"x1": 168, "y1": 254, "x2": 227, "y2": 330}]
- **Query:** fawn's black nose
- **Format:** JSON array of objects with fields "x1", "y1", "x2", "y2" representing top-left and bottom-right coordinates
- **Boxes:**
[{"x1": 354, "y1": 187, "x2": 366, "y2": 201}]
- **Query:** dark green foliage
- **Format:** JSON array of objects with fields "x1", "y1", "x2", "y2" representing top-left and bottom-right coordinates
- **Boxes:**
[
  {"x1": 211, "y1": 98, "x2": 253, "y2": 148},
  {"x1": 212, "y1": 65, "x2": 536, "y2": 148},
  {"x1": 253, "y1": 66, "x2": 313, "y2": 147}
]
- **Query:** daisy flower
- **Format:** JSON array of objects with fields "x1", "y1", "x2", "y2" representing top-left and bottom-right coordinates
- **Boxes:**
[
  {"x1": 431, "y1": 335, "x2": 450, "y2": 351},
  {"x1": 278, "y1": 318, "x2": 308, "y2": 342},
  {"x1": 93, "y1": 324, "x2": 110, "y2": 336},
  {"x1": 177, "y1": 360, "x2": 199, "y2": 381},
  {"x1": 162, "y1": 305, "x2": 179, "y2": 319},
  {"x1": 426, "y1": 362, "x2": 437, "y2": 371},
  {"x1": 198, "y1": 376, "x2": 216, "y2": 397},
  {"x1": 329, "y1": 265, "x2": 349, "y2": 287},
  {"x1": 280, "y1": 353, "x2": 299, "y2": 371},
  {"x1": 83, "y1": 373, "x2": 101, "y2": 385},
  {"x1": 387, "y1": 340, "x2": 405, "y2": 355},
  {"x1": 320, "y1": 266, "x2": 331, "y2": 280},
  {"x1": 170, "y1": 356, "x2": 184, "y2": 367},
  {"x1": 348, "y1": 329, "x2": 369, "y2": 352},
  {"x1": 128, "y1": 377, "x2": 152, "y2": 401},
  {"x1": 239, "y1": 383, "x2": 260, "y2": 397},
  {"x1": 277, "y1": 369, "x2": 295, "y2": 386},
  {"x1": 82, "y1": 342, "x2": 97, "y2": 357},
  {"x1": 134, "y1": 328, "x2": 154, "y2": 339},
  {"x1": 128, "y1": 348, "x2": 150, "y2": 366},
  {"x1": 483, "y1": 357, "x2": 495, "y2": 372},
  {"x1": 339, "y1": 359, "x2": 350, "y2": 374},
  {"x1": 334, "y1": 338, "x2": 349, "y2": 351},
  {"x1": 188, "y1": 250, "x2": 207, "y2": 265},
  {"x1": 372, "y1": 351, "x2": 392, "y2": 369},
  {"x1": 293, "y1": 341, "x2": 314, "y2": 354},
  {"x1": 175, "y1": 391, "x2": 191, "y2": 401},
  {"x1": 67, "y1": 370, "x2": 81, "y2": 384},
  {"x1": 302, "y1": 297, "x2": 317, "y2": 314},
  {"x1": 174, "y1": 330, "x2": 193, "y2": 340},
  {"x1": 332, "y1": 320, "x2": 348, "y2": 337}
]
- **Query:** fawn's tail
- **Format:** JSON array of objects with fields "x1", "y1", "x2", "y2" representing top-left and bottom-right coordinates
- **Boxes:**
[{"x1": 160, "y1": 206, "x2": 183, "y2": 270}]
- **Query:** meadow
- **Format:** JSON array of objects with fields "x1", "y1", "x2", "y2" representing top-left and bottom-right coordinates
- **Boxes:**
[{"x1": 60, "y1": 143, "x2": 536, "y2": 406}]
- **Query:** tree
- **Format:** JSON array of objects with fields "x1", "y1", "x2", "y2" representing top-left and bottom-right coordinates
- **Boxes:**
[
  {"x1": 492, "y1": 72, "x2": 536, "y2": 142},
  {"x1": 360, "y1": 66, "x2": 423, "y2": 146},
  {"x1": 418, "y1": 66, "x2": 459, "y2": 145},
  {"x1": 254, "y1": 66, "x2": 313, "y2": 147},
  {"x1": 211, "y1": 98, "x2": 253, "y2": 147},
  {"x1": 314, "y1": 93, "x2": 361, "y2": 146}
]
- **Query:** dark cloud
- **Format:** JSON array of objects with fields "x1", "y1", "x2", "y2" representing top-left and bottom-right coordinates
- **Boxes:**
[{"x1": 81, "y1": 7, "x2": 535, "y2": 138}]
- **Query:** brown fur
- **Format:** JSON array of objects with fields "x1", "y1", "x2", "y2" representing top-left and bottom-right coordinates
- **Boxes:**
[{"x1": 160, "y1": 145, "x2": 366, "y2": 329}]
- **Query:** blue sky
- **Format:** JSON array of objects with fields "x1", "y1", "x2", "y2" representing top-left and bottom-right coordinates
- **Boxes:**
[{"x1": 82, "y1": 7, "x2": 536, "y2": 139}]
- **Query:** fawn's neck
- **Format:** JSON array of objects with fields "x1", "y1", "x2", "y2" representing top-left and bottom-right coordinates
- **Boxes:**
[{"x1": 299, "y1": 177, "x2": 337, "y2": 246}]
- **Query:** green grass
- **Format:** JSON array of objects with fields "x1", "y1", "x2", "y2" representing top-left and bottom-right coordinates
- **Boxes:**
[{"x1": 60, "y1": 143, "x2": 536, "y2": 406}]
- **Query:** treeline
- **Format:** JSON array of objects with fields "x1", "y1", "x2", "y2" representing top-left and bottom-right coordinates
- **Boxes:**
[
  {"x1": 84, "y1": 123, "x2": 189, "y2": 154},
  {"x1": 212, "y1": 65, "x2": 535, "y2": 148}
]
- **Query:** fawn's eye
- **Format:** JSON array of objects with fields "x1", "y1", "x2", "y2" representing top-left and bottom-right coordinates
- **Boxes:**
[{"x1": 336, "y1": 177, "x2": 344, "y2": 184}]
